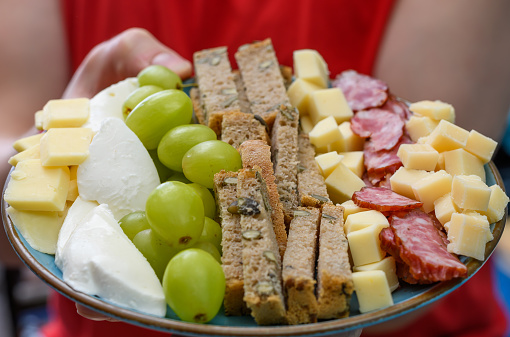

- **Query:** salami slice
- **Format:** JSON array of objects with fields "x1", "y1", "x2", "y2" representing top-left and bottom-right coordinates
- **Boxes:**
[
  {"x1": 351, "y1": 109, "x2": 404, "y2": 151},
  {"x1": 381, "y1": 96, "x2": 412, "y2": 122},
  {"x1": 363, "y1": 136, "x2": 411, "y2": 175},
  {"x1": 352, "y1": 187, "x2": 423, "y2": 212},
  {"x1": 386, "y1": 209, "x2": 467, "y2": 283},
  {"x1": 332, "y1": 70, "x2": 388, "y2": 111}
]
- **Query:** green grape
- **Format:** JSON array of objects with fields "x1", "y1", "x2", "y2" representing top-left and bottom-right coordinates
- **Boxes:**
[
  {"x1": 167, "y1": 171, "x2": 191, "y2": 184},
  {"x1": 137, "y1": 65, "x2": 183, "y2": 90},
  {"x1": 145, "y1": 181, "x2": 204, "y2": 249},
  {"x1": 125, "y1": 90, "x2": 192, "y2": 150},
  {"x1": 191, "y1": 241, "x2": 221, "y2": 263},
  {"x1": 122, "y1": 85, "x2": 162, "y2": 118},
  {"x1": 198, "y1": 217, "x2": 222, "y2": 254},
  {"x1": 162, "y1": 248, "x2": 225, "y2": 323},
  {"x1": 133, "y1": 229, "x2": 178, "y2": 281},
  {"x1": 148, "y1": 149, "x2": 173, "y2": 183},
  {"x1": 157, "y1": 124, "x2": 217, "y2": 172},
  {"x1": 182, "y1": 140, "x2": 242, "y2": 189},
  {"x1": 119, "y1": 211, "x2": 150, "y2": 241},
  {"x1": 187, "y1": 183, "x2": 216, "y2": 219}
]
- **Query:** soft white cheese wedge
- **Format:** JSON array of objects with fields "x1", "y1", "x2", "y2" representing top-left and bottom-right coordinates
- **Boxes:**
[
  {"x1": 77, "y1": 118, "x2": 160, "y2": 220},
  {"x1": 60, "y1": 204, "x2": 166, "y2": 317},
  {"x1": 55, "y1": 196, "x2": 99, "y2": 269},
  {"x1": 83, "y1": 78, "x2": 138, "y2": 133}
]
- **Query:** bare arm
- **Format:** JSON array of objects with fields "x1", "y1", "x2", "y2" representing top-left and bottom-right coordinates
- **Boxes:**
[{"x1": 375, "y1": 0, "x2": 510, "y2": 142}]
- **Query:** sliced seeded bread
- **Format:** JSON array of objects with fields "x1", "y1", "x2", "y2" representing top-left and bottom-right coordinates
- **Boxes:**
[
  {"x1": 297, "y1": 133, "x2": 331, "y2": 207},
  {"x1": 235, "y1": 39, "x2": 290, "y2": 129},
  {"x1": 316, "y1": 204, "x2": 354, "y2": 319},
  {"x1": 190, "y1": 87, "x2": 205, "y2": 125},
  {"x1": 232, "y1": 70, "x2": 252, "y2": 114},
  {"x1": 238, "y1": 140, "x2": 286, "y2": 258},
  {"x1": 236, "y1": 168, "x2": 286, "y2": 325},
  {"x1": 213, "y1": 170, "x2": 248, "y2": 316},
  {"x1": 193, "y1": 46, "x2": 242, "y2": 135},
  {"x1": 282, "y1": 207, "x2": 320, "y2": 325},
  {"x1": 221, "y1": 112, "x2": 270, "y2": 149},
  {"x1": 270, "y1": 105, "x2": 300, "y2": 225}
]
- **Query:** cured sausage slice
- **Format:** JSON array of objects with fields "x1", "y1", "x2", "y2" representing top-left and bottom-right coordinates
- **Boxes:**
[
  {"x1": 332, "y1": 70, "x2": 388, "y2": 111},
  {"x1": 381, "y1": 96, "x2": 412, "y2": 122},
  {"x1": 351, "y1": 109, "x2": 404, "y2": 151},
  {"x1": 385, "y1": 210, "x2": 468, "y2": 283},
  {"x1": 352, "y1": 187, "x2": 423, "y2": 212}
]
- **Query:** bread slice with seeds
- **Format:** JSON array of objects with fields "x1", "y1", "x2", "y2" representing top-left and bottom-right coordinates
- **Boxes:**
[
  {"x1": 238, "y1": 140, "x2": 286, "y2": 258},
  {"x1": 282, "y1": 207, "x2": 320, "y2": 325},
  {"x1": 235, "y1": 39, "x2": 290, "y2": 129},
  {"x1": 221, "y1": 112, "x2": 270, "y2": 149},
  {"x1": 297, "y1": 133, "x2": 331, "y2": 207},
  {"x1": 213, "y1": 170, "x2": 248, "y2": 316},
  {"x1": 193, "y1": 46, "x2": 242, "y2": 135},
  {"x1": 316, "y1": 204, "x2": 354, "y2": 319},
  {"x1": 190, "y1": 87, "x2": 205, "y2": 125},
  {"x1": 270, "y1": 105, "x2": 300, "y2": 225},
  {"x1": 236, "y1": 168, "x2": 286, "y2": 325}
]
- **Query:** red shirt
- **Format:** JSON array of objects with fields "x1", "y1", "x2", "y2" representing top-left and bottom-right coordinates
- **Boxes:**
[{"x1": 42, "y1": 1, "x2": 508, "y2": 336}]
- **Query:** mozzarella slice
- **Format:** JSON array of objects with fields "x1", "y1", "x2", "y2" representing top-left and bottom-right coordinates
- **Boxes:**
[
  {"x1": 60, "y1": 204, "x2": 166, "y2": 317},
  {"x1": 83, "y1": 78, "x2": 138, "y2": 133},
  {"x1": 55, "y1": 196, "x2": 98, "y2": 269},
  {"x1": 77, "y1": 118, "x2": 160, "y2": 220}
]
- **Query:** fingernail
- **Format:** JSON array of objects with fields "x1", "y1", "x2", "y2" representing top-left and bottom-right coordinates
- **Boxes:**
[{"x1": 152, "y1": 52, "x2": 192, "y2": 77}]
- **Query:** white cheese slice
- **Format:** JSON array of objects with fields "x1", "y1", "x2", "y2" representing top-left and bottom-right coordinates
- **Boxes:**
[
  {"x1": 60, "y1": 204, "x2": 166, "y2": 317},
  {"x1": 77, "y1": 118, "x2": 160, "y2": 220},
  {"x1": 55, "y1": 196, "x2": 99, "y2": 269},
  {"x1": 83, "y1": 78, "x2": 138, "y2": 133}
]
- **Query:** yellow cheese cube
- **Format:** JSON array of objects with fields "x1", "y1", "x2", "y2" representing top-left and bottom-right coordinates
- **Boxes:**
[
  {"x1": 309, "y1": 88, "x2": 353, "y2": 125},
  {"x1": 390, "y1": 167, "x2": 431, "y2": 200},
  {"x1": 434, "y1": 193, "x2": 460, "y2": 225},
  {"x1": 8, "y1": 144, "x2": 40, "y2": 167},
  {"x1": 464, "y1": 130, "x2": 498, "y2": 164},
  {"x1": 12, "y1": 133, "x2": 44, "y2": 152},
  {"x1": 308, "y1": 116, "x2": 341, "y2": 149},
  {"x1": 6, "y1": 206, "x2": 68, "y2": 254},
  {"x1": 411, "y1": 170, "x2": 453, "y2": 213},
  {"x1": 443, "y1": 148, "x2": 486, "y2": 182},
  {"x1": 339, "y1": 151, "x2": 364, "y2": 178},
  {"x1": 425, "y1": 120, "x2": 469, "y2": 153},
  {"x1": 405, "y1": 115, "x2": 440, "y2": 143},
  {"x1": 299, "y1": 115, "x2": 314, "y2": 134},
  {"x1": 35, "y1": 110, "x2": 44, "y2": 130},
  {"x1": 409, "y1": 100, "x2": 455, "y2": 123},
  {"x1": 325, "y1": 162, "x2": 366, "y2": 204},
  {"x1": 347, "y1": 224, "x2": 387, "y2": 267},
  {"x1": 67, "y1": 179, "x2": 79, "y2": 202},
  {"x1": 40, "y1": 128, "x2": 93, "y2": 166},
  {"x1": 339, "y1": 121, "x2": 365, "y2": 151},
  {"x1": 69, "y1": 165, "x2": 79, "y2": 181},
  {"x1": 293, "y1": 49, "x2": 329, "y2": 88},
  {"x1": 315, "y1": 151, "x2": 343, "y2": 178},
  {"x1": 397, "y1": 143, "x2": 439, "y2": 171},
  {"x1": 344, "y1": 210, "x2": 389, "y2": 235},
  {"x1": 480, "y1": 184, "x2": 510, "y2": 223},
  {"x1": 42, "y1": 98, "x2": 90, "y2": 130},
  {"x1": 352, "y1": 270, "x2": 394, "y2": 313},
  {"x1": 451, "y1": 175, "x2": 491, "y2": 212},
  {"x1": 446, "y1": 212, "x2": 492, "y2": 261},
  {"x1": 4, "y1": 159, "x2": 70, "y2": 211},
  {"x1": 340, "y1": 200, "x2": 370, "y2": 221},
  {"x1": 287, "y1": 78, "x2": 322, "y2": 116},
  {"x1": 353, "y1": 256, "x2": 399, "y2": 292}
]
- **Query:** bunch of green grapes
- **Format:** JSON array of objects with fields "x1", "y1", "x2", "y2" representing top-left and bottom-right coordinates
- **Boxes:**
[{"x1": 119, "y1": 65, "x2": 245, "y2": 323}]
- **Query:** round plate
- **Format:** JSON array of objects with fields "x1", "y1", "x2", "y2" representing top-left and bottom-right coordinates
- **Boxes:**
[{"x1": 2, "y1": 160, "x2": 507, "y2": 337}]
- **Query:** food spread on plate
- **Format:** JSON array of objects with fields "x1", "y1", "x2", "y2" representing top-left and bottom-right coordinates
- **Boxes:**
[{"x1": 3, "y1": 38, "x2": 509, "y2": 327}]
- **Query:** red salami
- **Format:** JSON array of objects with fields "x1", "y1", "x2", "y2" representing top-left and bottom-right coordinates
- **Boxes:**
[
  {"x1": 363, "y1": 136, "x2": 410, "y2": 174},
  {"x1": 384, "y1": 209, "x2": 467, "y2": 283},
  {"x1": 381, "y1": 96, "x2": 412, "y2": 121},
  {"x1": 352, "y1": 187, "x2": 423, "y2": 212},
  {"x1": 332, "y1": 70, "x2": 388, "y2": 111},
  {"x1": 351, "y1": 109, "x2": 404, "y2": 151}
]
